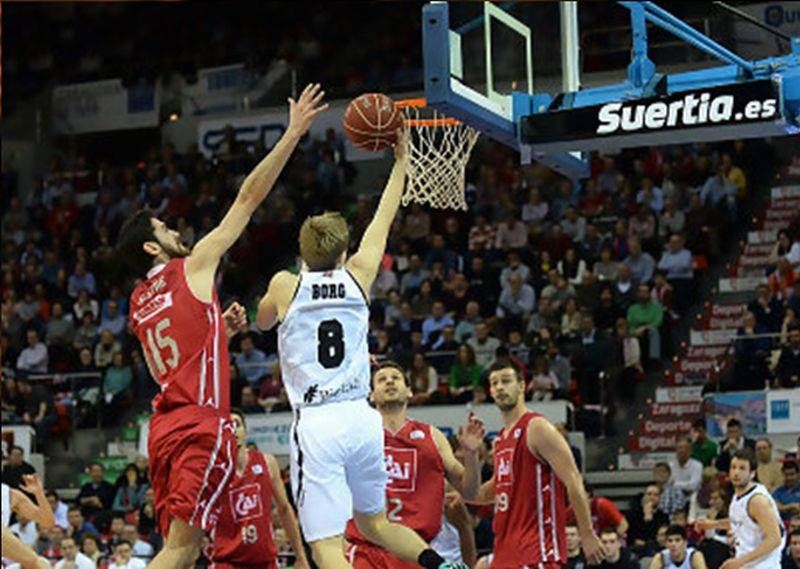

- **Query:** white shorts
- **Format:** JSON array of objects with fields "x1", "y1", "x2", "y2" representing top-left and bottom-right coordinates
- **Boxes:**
[{"x1": 290, "y1": 398, "x2": 387, "y2": 542}]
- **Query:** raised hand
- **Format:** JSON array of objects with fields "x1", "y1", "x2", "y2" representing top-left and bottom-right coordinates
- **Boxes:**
[
  {"x1": 287, "y1": 83, "x2": 328, "y2": 138},
  {"x1": 223, "y1": 302, "x2": 248, "y2": 338},
  {"x1": 19, "y1": 474, "x2": 43, "y2": 495},
  {"x1": 457, "y1": 412, "x2": 486, "y2": 454}
]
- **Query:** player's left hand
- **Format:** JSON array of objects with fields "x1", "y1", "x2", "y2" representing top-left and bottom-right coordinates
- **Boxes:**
[
  {"x1": 19, "y1": 473, "x2": 43, "y2": 494},
  {"x1": 457, "y1": 412, "x2": 486, "y2": 454},
  {"x1": 581, "y1": 531, "x2": 606, "y2": 566},
  {"x1": 223, "y1": 302, "x2": 248, "y2": 337}
]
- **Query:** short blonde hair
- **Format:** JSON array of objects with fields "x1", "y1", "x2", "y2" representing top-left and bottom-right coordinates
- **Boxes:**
[{"x1": 299, "y1": 212, "x2": 349, "y2": 271}]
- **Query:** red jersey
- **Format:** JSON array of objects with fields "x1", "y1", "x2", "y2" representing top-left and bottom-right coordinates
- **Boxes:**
[
  {"x1": 492, "y1": 412, "x2": 567, "y2": 568},
  {"x1": 129, "y1": 258, "x2": 230, "y2": 414},
  {"x1": 566, "y1": 496, "x2": 624, "y2": 535},
  {"x1": 346, "y1": 420, "x2": 445, "y2": 544},
  {"x1": 212, "y1": 450, "x2": 278, "y2": 568}
]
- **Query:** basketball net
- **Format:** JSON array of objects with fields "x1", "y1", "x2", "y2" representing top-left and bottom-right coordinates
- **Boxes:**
[{"x1": 397, "y1": 99, "x2": 480, "y2": 211}]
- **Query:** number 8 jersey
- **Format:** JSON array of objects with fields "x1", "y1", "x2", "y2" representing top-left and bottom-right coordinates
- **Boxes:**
[
  {"x1": 129, "y1": 259, "x2": 230, "y2": 414},
  {"x1": 278, "y1": 269, "x2": 371, "y2": 408}
]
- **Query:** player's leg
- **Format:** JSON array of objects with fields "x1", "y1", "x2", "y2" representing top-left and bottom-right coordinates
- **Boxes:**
[
  {"x1": 306, "y1": 535, "x2": 351, "y2": 569},
  {"x1": 148, "y1": 518, "x2": 205, "y2": 569},
  {"x1": 290, "y1": 407, "x2": 354, "y2": 568},
  {"x1": 352, "y1": 508, "x2": 433, "y2": 561}
]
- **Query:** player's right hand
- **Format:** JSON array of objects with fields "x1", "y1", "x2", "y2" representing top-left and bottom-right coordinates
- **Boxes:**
[
  {"x1": 694, "y1": 518, "x2": 715, "y2": 531},
  {"x1": 287, "y1": 83, "x2": 328, "y2": 138},
  {"x1": 580, "y1": 531, "x2": 606, "y2": 566}
]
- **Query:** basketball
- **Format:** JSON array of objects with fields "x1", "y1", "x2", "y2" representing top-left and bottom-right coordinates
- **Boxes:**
[{"x1": 342, "y1": 93, "x2": 404, "y2": 152}]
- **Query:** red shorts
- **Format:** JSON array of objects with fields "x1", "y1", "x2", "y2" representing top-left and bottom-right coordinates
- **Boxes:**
[
  {"x1": 346, "y1": 541, "x2": 420, "y2": 569},
  {"x1": 148, "y1": 405, "x2": 236, "y2": 538}
]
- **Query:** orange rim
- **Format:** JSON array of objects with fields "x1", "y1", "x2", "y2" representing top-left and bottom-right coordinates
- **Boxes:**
[{"x1": 396, "y1": 98, "x2": 461, "y2": 127}]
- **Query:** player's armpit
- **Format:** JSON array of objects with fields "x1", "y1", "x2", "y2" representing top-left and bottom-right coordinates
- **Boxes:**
[
  {"x1": 187, "y1": 199, "x2": 256, "y2": 301},
  {"x1": 256, "y1": 271, "x2": 298, "y2": 331}
]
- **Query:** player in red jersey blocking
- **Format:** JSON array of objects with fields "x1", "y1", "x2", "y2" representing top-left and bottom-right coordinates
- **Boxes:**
[
  {"x1": 345, "y1": 361, "x2": 484, "y2": 569},
  {"x1": 468, "y1": 363, "x2": 606, "y2": 569},
  {"x1": 117, "y1": 83, "x2": 327, "y2": 569},
  {"x1": 210, "y1": 409, "x2": 310, "y2": 569}
]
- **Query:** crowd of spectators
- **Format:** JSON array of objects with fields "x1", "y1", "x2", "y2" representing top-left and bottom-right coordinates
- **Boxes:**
[
  {"x1": 1, "y1": 109, "x2": 777, "y2": 448},
  {"x1": 728, "y1": 226, "x2": 800, "y2": 392}
]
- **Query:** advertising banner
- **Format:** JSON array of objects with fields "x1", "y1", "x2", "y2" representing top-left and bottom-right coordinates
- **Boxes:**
[
  {"x1": 704, "y1": 391, "x2": 767, "y2": 438},
  {"x1": 766, "y1": 389, "x2": 800, "y2": 434},
  {"x1": 53, "y1": 79, "x2": 159, "y2": 133}
]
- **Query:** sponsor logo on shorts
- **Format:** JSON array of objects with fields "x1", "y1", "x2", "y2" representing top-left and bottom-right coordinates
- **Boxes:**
[
  {"x1": 385, "y1": 447, "x2": 418, "y2": 493},
  {"x1": 228, "y1": 483, "x2": 263, "y2": 523}
]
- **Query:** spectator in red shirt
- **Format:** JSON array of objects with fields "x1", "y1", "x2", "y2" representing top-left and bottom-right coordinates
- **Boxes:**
[
  {"x1": 769, "y1": 257, "x2": 797, "y2": 301},
  {"x1": 567, "y1": 484, "x2": 629, "y2": 537}
]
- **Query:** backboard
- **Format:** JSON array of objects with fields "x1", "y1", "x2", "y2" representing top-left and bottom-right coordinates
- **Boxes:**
[{"x1": 422, "y1": 1, "x2": 800, "y2": 181}]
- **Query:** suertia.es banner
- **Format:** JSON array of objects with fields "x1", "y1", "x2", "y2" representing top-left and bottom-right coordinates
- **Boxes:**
[{"x1": 521, "y1": 79, "x2": 779, "y2": 145}]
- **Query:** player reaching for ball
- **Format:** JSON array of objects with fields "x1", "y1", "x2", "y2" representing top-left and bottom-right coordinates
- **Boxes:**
[
  {"x1": 117, "y1": 83, "x2": 327, "y2": 569},
  {"x1": 256, "y1": 127, "x2": 465, "y2": 569}
]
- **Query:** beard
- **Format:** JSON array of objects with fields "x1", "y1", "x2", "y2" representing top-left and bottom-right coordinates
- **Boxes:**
[
  {"x1": 494, "y1": 394, "x2": 519, "y2": 412},
  {"x1": 377, "y1": 398, "x2": 408, "y2": 412},
  {"x1": 163, "y1": 240, "x2": 191, "y2": 259}
]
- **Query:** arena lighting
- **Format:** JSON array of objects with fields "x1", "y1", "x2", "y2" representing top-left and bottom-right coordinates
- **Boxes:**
[{"x1": 169, "y1": 113, "x2": 180, "y2": 121}]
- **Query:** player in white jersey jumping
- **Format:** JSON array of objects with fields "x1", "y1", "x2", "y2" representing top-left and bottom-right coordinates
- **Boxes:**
[
  {"x1": 696, "y1": 449, "x2": 785, "y2": 569},
  {"x1": 256, "y1": 132, "x2": 464, "y2": 569},
  {"x1": 2, "y1": 475, "x2": 55, "y2": 569}
]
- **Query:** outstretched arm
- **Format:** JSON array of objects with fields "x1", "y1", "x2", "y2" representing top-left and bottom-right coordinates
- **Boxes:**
[
  {"x1": 346, "y1": 130, "x2": 408, "y2": 293},
  {"x1": 187, "y1": 84, "x2": 328, "y2": 301},
  {"x1": 2, "y1": 526, "x2": 51, "y2": 569},
  {"x1": 265, "y1": 454, "x2": 310, "y2": 569},
  {"x1": 432, "y1": 415, "x2": 484, "y2": 501},
  {"x1": 12, "y1": 475, "x2": 55, "y2": 529},
  {"x1": 529, "y1": 418, "x2": 606, "y2": 566}
]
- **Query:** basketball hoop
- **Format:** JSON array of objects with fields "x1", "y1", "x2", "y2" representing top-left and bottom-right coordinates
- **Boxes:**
[{"x1": 396, "y1": 98, "x2": 479, "y2": 211}]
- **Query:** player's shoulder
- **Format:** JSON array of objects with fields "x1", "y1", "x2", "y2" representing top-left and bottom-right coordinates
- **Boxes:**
[{"x1": 269, "y1": 270, "x2": 299, "y2": 291}]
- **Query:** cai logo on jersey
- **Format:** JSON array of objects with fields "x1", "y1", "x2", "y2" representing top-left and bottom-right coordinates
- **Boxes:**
[
  {"x1": 495, "y1": 448, "x2": 515, "y2": 488},
  {"x1": 228, "y1": 483, "x2": 263, "y2": 523},
  {"x1": 385, "y1": 447, "x2": 417, "y2": 493}
]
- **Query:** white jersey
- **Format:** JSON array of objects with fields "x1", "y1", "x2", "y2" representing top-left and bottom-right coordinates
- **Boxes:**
[
  {"x1": 728, "y1": 482, "x2": 785, "y2": 569},
  {"x1": 278, "y1": 268, "x2": 371, "y2": 408},
  {"x1": 2, "y1": 483, "x2": 10, "y2": 527},
  {"x1": 660, "y1": 547, "x2": 696, "y2": 569},
  {"x1": 430, "y1": 514, "x2": 463, "y2": 563}
]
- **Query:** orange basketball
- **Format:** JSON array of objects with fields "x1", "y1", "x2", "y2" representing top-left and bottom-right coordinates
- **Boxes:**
[{"x1": 342, "y1": 93, "x2": 404, "y2": 152}]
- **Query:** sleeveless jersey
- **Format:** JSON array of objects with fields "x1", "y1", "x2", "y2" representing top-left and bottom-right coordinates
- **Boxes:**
[
  {"x1": 728, "y1": 482, "x2": 785, "y2": 569},
  {"x1": 346, "y1": 420, "x2": 446, "y2": 543},
  {"x1": 2, "y1": 483, "x2": 10, "y2": 527},
  {"x1": 278, "y1": 269, "x2": 370, "y2": 408},
  {"x1": 660, "y1": 547, "x2": 697, "y2": 569},
  {"x1": 129, "y1": 259, "x2": 229, "y2": 414},
  {"x1": 492, "y1": 412, "x2": 567, "y2": 568},
  {"x1": 212, "y1": 450, "x2": 278, "y2": 566}
]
